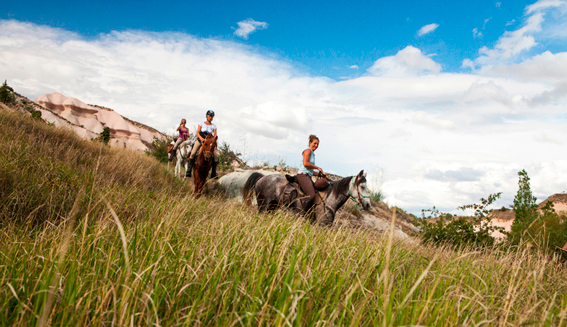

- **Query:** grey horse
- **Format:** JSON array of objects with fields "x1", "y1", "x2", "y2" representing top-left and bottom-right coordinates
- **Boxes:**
[{"x1": 243, "y1": 170, "x2": 372, "y2": 226}]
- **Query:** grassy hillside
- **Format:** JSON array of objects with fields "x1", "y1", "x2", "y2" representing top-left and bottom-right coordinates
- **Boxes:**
[{"x1": 2, "y1": 110, "x2": 567, "y2": 326}]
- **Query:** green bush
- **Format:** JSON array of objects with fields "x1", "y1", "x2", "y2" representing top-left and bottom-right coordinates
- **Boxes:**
[
  {"x1": 0, "y1": 80, "x2": 15, "y2": 104},
  {"x1": 419, "y1": 194, "x2": 502, "y2": 249},
  {"x1": 31, "y1": 110, "x2": 42, "y2": 120},
  {"x1": 145, "y1": 136, "x2": 172, "y2": 164},
  {"x1": 96, "y1": 126, "x2": 110, "y2": 144},
  {"x1": 370, "y1": 190, "x2": 383, "y2": 203}
]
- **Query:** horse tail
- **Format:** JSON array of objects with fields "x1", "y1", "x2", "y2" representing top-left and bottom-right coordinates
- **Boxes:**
[{"x1": 242, "y1": 172, "x2": 264, "y2": 206}]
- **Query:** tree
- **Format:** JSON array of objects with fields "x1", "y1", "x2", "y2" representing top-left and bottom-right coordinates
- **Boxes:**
[
  {"x1": 0, "y1": 80, "x2": 15, "y2": 104},
  {"x1": 218, "y1": 141, "x2": 243, "y2": 170},
  {"x1": 509, "y1": 169, "x2": 539, "y2": 245}
]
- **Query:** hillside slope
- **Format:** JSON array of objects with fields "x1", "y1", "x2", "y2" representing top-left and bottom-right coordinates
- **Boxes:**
[
  {"x1": 3, "y1": 109, "x2": 567, "y2": 325},
  {"x1": 6, "y1": 90, "x2": 167, "y2": 152}
]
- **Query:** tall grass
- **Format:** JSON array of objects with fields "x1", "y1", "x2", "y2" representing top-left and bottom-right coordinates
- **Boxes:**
[{"x1": 2, "y1": 110, "x2": 567, "y2": 326}]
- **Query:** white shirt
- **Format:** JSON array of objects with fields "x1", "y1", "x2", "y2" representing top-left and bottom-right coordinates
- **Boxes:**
[{"x1": 199, "y1": 121, "x2": 217, "y2": 135}]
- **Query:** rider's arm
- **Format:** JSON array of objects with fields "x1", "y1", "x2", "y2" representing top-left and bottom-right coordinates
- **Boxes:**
[
  {"x1": 302, "y1": 149, "x2": 323, "y2": 176},
  {"x1": 213, "y1": 128, "x2": 217, "y2": 138}
]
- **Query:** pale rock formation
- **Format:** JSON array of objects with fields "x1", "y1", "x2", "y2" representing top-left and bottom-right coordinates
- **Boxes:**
[{"x1": 35, "y1": 92, "x2": 166, "y2": 151}]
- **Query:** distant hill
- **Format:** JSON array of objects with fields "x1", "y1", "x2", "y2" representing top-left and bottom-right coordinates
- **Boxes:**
[{"x1": 2, "y1": 90, "x2": 167, "y2": 152}]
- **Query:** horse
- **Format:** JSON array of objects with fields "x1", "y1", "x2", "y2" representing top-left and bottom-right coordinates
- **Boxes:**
[
  {"x1": 245, "y1": 170, "x2": 372, "y2": 226},
  {"x1": 166, "y1": 142, "x2": 175, "y2": 170},
  {"x1": 174, "y1": 140, "x2": 193, "y2": 178},
  {"x1": 216, "y1": 170, "x2": 279, "y2": 204},
  {"x1": 193, "y1": 135, "x2": 218, "y2": 194}
]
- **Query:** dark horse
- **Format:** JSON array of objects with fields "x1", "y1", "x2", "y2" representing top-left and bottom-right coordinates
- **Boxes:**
[
  {"x1": 193, "y1": 135, "x2": 218, "y2": 194},
  {"x1": 243, "y1": 170, "x2": 372, "y2": 226}
]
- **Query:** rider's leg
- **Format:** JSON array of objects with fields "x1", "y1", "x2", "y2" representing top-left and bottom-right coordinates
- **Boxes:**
[
  {"x1": 189, "y1": 139, "x2": 202, "y2": 160},
  {"x1": 296, "y1": 173, "x2": 316, "y2": 213},
  {"x1": 186, "y1": 140, "x2": 201, "y2": 177}
]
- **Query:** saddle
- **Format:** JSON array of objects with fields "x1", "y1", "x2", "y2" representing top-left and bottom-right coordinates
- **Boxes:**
[{"x1": 285, "y1": 174, "x2": 329, "y2": 191}]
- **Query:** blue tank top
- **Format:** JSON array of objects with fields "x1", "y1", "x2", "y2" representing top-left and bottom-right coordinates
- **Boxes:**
[{"x1": 298, "y1": 149, "x2": 315, "y2": 176}]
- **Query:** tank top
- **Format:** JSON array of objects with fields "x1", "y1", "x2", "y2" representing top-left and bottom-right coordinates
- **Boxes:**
[
  {"x1": 178, "y1": 126, "x2": 189, "y2": 141},
  {"x1": 298, "y1": 149, "x2": 315, "y2": 176}
]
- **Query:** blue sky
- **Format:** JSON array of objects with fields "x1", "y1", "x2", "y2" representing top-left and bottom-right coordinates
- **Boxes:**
[
  {"x1": 2, "y1": 0, "x2": 567, "y2": 214},
  {"x1": 2, "y1": 0, "x2": 545, "y2": 77}
]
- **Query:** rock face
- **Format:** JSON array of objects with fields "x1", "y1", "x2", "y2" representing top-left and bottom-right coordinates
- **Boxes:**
[{"x1": 35, "y1": 92, "x2": 166, "y2": 151}]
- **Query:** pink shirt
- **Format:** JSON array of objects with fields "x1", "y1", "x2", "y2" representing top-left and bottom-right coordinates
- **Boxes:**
[{"x1": 178, "y1": 126, "x2": 189, "y2": 141}]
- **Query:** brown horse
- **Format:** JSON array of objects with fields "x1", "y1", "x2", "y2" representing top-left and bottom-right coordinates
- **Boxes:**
[{"x1": 193, "y1": 135, "x2": 218, "y2": 194}]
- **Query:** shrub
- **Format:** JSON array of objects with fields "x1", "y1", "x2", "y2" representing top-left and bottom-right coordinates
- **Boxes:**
[
  {"x1": 370, "y1": 190, "x2": 383, "y2": 203},
  {"x1": 145, "y1": 136, "x2": 172, "y2": 164},
  {"x1": 418, "y1": 193, "x2": 502, "y2": 249},
  {"x1": 0, "y1": 80, "x2": 15, "y2": 104},
  {"x1": 96, "y1": 126, "x2": 111, "y2": 144},
  {"x1": 31, "y1": 110, "x2": 42, "y2": 120}
]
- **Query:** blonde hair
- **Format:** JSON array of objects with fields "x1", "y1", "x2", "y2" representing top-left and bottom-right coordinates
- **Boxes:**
[{"x1": 308, "y1": 134, "x2": 319, "y2": 143}]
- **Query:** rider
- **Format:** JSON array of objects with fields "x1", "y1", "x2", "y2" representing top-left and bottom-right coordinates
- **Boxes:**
[
  {"x1": 297, "y1": 134, "x2": 326, "y2": 213},
  {"x1": 187, "y1": 110, "x2": 219, "y2": 178},
  {"x1": 169, "y1": 118, "x2": 190, "y2": 161}
]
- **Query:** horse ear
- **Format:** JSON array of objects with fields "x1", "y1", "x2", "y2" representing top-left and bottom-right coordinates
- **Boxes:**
[
  {"x1": 214, "y1": 135, "x2": 218, "y2": 141},
  {"x1": 357, "y1": 170, "x2": 364, "y2": 178}
]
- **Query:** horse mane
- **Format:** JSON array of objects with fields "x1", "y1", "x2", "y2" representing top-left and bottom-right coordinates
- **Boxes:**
[{"x1": 328, "y1": 176, "x2": 353, "y2": 198}]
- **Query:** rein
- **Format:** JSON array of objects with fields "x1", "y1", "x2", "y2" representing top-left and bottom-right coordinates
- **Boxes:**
[
  {"x1": 197, "y1": 138, "x2": 215, "y2": 166},
  {"x1": 349, "y1": 177, "x2": 370, "y2": 210}
]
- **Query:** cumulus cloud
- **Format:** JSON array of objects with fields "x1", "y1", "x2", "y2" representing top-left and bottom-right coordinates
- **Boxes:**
[
  {"x1": 366, "y1": 46, "x2": 441, "y2": 77},
  {"x1": 417, "y1": 23, "x2": 439, "y2": 36},
  {"x1": 1, "y1": 18, "x2": 567, "y2": 215},
  {"x1": 233, "y1": 19, "x2": 268, "y2": 39}
]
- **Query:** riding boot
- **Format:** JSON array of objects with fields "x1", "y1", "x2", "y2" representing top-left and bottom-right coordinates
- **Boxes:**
[
  {"x1": 210, "y1": 161, "x2": 218, "y2": 179},
  {"x1": 186, "y1": 158, "x2": 195, "y2": 177}
]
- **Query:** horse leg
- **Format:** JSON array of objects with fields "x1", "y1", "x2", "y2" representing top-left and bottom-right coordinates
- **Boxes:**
[
  {"x1": 315, "y1": 204, "x2": 334, "y2": 226},
  {"x1": 256, "y1": 193, "x2": 268, "y2": 212}
]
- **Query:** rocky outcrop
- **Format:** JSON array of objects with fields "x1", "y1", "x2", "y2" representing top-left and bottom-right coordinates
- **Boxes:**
[{"x1": 35, "y1": 92, "x2": 166, "y2": 151}]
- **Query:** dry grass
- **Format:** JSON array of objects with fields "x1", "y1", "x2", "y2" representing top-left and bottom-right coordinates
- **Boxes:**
[{"x1": 2, "y1": 110, "x2": 567, "y2": 326}]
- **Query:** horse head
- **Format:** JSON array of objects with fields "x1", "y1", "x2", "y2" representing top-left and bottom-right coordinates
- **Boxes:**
[
  {"x1": 200, "y1": 135, "x2": 218, "y2": 161},
  {"x1": 350, "y1": 170, "x2": 372, "y2": 210}
]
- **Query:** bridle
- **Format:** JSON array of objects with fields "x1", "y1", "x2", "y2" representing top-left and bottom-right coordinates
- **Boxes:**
[
  {"x1": 349, "y1": 177, "x2": 370, "y2": 210},
  {"x1": 197, "y1": 137, "x2": 215, "y2": 166}
]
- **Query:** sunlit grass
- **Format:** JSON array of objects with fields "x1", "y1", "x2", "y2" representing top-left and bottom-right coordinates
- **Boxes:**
[{"x1": 2, "y1": 110, "x2": 567, "y2": 326}]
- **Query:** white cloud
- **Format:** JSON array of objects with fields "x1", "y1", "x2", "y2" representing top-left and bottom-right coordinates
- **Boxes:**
[
  {"x1": 349, "y1": 65, "x2": 359, "y2": 69},
  {"x1": 473, "y1": 28, "x2": 483, "y2": 39},
  {"x1": 473, "y1": 0, "x2": 567, "y2": 66},
  {"x1": 233, "y1": 19, "x2": 268, "y2": 39},
  {"x1": 417, "y1": 23, "x2": 439, "y2": 36},
  {"x1": 366, "y1": 46, "x2": 441, "y2": 77},
  {"x1": 1, "y1": 19, "x2": 567, "y2": 215}
]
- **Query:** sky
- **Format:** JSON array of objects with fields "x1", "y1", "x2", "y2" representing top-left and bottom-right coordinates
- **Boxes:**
[{"x1": 2, "y1": 0, "x2": 567, "y2": 215}]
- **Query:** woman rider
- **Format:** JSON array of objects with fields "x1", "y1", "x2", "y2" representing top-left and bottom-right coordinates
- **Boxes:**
[
  {"x1": 169, "y1": 118, "x2": 190, "y2": 161},
  {"x1": 187, "y1": 110, "x2": 220, "y2": 178},
  {"x1": 297, "y1": 134, "x2": 326, "y2": 213}
]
